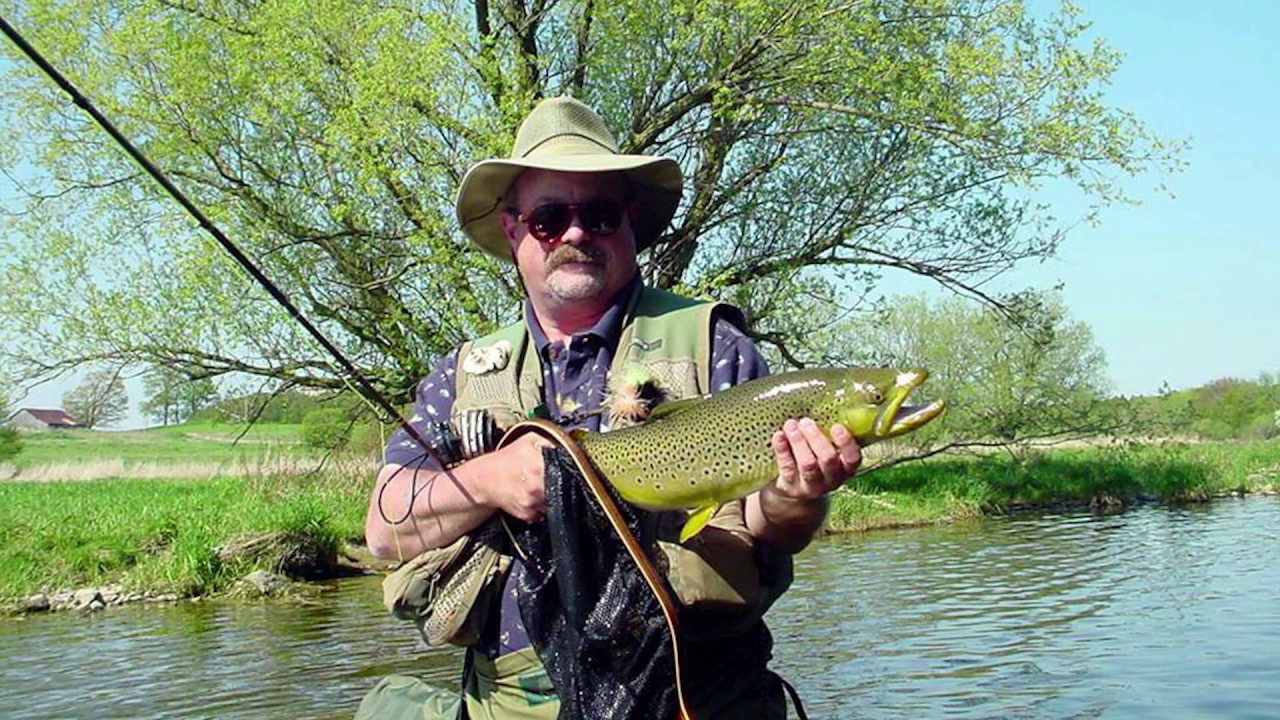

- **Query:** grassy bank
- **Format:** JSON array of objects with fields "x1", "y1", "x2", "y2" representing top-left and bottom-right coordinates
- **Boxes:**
[
  {"x1": 828, "y1": 440, "x2": 1280, "y2": 531},
  {"x1": 3, "y1": 426, "x2": 1278, "y2": 604},
  {"x1": 0, "y1": 467, "x2": 370, "y2": 602}
]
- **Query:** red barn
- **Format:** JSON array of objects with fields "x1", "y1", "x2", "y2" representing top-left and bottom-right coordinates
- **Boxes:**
[{"x1": 4, "y1": 408, "x2": 83, "y2": 431}]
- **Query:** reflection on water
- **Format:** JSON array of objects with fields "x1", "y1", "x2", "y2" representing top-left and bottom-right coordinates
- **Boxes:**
[{"x1": 2, "y1": 498, "x2": 1277, "y2": 719}]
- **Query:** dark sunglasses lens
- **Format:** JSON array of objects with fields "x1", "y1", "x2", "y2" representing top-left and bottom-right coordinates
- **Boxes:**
[
  {"x1": 580, "y1": 201, "x2": 624, "y2": 235},
  {"x1": 527, "y1": 204, "x2": 572, "y2": 240}
]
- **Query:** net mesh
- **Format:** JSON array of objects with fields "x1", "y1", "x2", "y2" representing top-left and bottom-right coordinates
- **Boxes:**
[{"x1": 512, "y1": 447, "x2": 678, "y2": 720}]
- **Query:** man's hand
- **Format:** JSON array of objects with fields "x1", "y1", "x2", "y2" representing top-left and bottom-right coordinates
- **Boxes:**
[
  {"x1": 746, "y1": 417, "x2": 862, "y2": 553},
  {"x1": 476, "y1": 432, "x2": 551, "y2": 523},
  {"x1": 770, "y1": 418, "x2": 862, "y2": 500}
]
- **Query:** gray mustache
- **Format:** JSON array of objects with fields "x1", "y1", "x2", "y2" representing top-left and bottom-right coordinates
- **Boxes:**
[{"x1": 547, "y1": 244, "x2": 606, "y2": 271}]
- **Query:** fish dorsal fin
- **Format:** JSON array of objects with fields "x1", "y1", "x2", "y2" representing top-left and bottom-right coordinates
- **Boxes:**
[
  {"x1": 648, "y1": 394, "x2": 708, "y2": 421},
  {"x1": 678, "y1": 504, "x2": 720, "y2": 543}
]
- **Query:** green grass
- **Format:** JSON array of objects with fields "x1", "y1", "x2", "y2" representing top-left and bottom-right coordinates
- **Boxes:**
[
  {"x1": 0, "y1": 470, "x2": 369, "y2": 600},
  {"x1": 829, "y1": 440, "x2": 1280, "y2": 531}
]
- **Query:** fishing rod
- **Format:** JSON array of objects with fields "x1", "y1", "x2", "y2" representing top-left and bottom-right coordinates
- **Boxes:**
[{"x1": 0, "y1": 15, "x2": 441, "y2": 467}]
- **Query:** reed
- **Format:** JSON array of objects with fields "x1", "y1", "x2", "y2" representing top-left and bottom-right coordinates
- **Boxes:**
[{"x1": 10, "y1": 453, "x2": 378, "y2": 483}]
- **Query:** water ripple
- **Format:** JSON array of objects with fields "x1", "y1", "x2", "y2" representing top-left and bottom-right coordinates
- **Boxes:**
[{"x1": 1, "y1": 498, "x2": 1277, "y2": 718}]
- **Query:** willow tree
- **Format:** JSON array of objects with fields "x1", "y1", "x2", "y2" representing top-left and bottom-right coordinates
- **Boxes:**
[{"x1": 0, "y1": 0, "x2": 1181, "y2": 405}]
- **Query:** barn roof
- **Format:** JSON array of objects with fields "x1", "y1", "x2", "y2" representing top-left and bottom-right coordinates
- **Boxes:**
[{"x1": 10, "y1": 408, "x2": 81, "y2": 426}]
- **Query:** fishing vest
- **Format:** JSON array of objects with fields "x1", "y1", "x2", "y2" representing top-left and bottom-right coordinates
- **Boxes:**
[
  {"x1": 380, "y1": 284, "x2": 792, "y2": 720},
  {"x1": 451, "y1": 284, "x2": 736, "y2": 432}
]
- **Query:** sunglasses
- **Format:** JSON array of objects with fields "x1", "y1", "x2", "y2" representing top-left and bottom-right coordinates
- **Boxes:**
[{"x1": 516, "y1": 200, "x2": 630, "y2": 242}]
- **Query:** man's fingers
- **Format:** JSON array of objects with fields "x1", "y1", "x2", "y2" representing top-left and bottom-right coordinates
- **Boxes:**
[
  {"x1": 831, "y1": 424, "x2": 862, "y2": 474},
  {"x1": 771, "y1": 430, "x2": 798, "y2": 479},
  {"x1": 797, "y1": 416, "x2": 846, "y2": 477},
  {"x1": 783, "y1": 418, "x2": 820, "y2": 479}
]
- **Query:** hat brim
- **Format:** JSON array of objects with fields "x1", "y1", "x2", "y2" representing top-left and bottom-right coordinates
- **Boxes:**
[{"x1": 456, "y1": 155, "x2": 682, "y2": 262}]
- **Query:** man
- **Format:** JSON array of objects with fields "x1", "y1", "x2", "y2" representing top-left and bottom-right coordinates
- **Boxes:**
[{"x1": 361, "y1": 96, "x2": 861, "y2": 719}]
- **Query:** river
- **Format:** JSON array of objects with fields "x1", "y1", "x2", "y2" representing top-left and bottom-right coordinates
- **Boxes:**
[{"x1": 2, "y1": 497, "x2": 1277, "y2": 719}]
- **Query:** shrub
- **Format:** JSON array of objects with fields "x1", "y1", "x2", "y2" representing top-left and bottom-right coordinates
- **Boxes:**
[
  {"x1": 1242, "y1": 413, "x2": 1279, "y2": 441},
  {"x1": 300, "y1": 409, "x2": 350, "y2": 451},
  {"x1": 0, "y1": 427, "x2": 22, "y2": 461},
  {"x1": 347, "y1": 419, "x2": 395, "y2": 460}
]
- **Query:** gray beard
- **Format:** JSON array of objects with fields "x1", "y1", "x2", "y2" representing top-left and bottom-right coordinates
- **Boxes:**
[{"x1": 545, "y1": 244, "x2": 610, "y2": 302}]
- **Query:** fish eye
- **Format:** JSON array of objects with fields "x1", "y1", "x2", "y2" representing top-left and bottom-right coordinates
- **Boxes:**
[{"x1": 870, "y1": 390, "x2": 884, "y2": 404}]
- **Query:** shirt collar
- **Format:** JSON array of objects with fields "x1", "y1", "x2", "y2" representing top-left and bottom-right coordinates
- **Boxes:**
[{"x1": 524, "y1": 274, "x2": 641, "y2": 355}]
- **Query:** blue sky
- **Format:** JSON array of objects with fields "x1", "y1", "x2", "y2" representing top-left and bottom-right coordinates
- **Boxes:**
[
  {"x1": 5, "y1": 1, "x2": 1279, "y2": 426},
  {"x1": 905, "y1": 0, "x2": 1279, "y2": 398},
  {"x1": 1024, "y1": 0, "x2": 1279, "y2": 396}
]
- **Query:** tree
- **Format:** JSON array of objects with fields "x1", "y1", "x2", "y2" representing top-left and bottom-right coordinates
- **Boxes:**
[
  {"x1": 141, "y1": 364, "x2": 218, "y2": 425},
  {"x1": 301, "y1": 408, "x2": 352, "y2": 451},
  {"x1": 1136, "y1": 375, "x2": 1280, "y2": 440},
  {"x1": 0, "y1": 0, "x2": 1183, "y2": 407},
  {"x1": 819, "y1": 291, "x2": 1125, "y2": 456},
  {"x1": 62, "y1": 367, "x2": 129, "y2": 428}
]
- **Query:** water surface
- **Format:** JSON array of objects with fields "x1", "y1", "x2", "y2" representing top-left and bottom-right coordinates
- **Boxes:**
[{"x1": 2, "y1": 498, "x2": 1277, "y2": 718}]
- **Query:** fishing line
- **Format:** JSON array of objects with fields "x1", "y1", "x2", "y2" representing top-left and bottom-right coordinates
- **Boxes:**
[{"x1": 0, "y1": 15, "x2": 442, "y2": 469}]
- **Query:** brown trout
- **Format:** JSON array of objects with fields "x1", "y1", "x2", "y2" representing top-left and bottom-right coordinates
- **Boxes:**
[{"x1": 576, "y1": 367, "x2": 945, "y2": 540}]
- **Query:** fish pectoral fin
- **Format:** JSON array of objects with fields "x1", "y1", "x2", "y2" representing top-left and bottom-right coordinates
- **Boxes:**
[
  {"x1": 679, "y1": 504, "x2": 720, "y2": 543},
  {"x1": 647, "y1": 394, "x2": 709, "y2": 421}
]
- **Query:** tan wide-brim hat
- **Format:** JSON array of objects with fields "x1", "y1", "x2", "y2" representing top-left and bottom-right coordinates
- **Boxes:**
[{"x1": 456, "y1": 96, "x2": 683, "y2": 262}]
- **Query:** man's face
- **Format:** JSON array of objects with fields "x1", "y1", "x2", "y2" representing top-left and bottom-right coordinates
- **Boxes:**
[{"x1": 501, "y1": 169, "x2": 638, "y2": 313}]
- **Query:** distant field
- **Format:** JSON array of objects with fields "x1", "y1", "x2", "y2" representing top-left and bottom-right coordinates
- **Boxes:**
[{"x1": 4, "y1": 422, "x2": 321, "y2": 474}]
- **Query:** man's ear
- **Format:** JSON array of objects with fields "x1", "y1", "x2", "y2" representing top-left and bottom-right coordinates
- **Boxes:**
[
  {"x1": 499, "y1": 210, "x2": 521, "y2": 246},
  {"x1": 499, "y1": 209, "x2": 516, "y2": 236}
]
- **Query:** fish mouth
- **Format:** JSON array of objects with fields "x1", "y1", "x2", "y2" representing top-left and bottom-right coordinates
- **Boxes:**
[{"x1": 875, "y1": 369, "x2": 946, "y2": 438}]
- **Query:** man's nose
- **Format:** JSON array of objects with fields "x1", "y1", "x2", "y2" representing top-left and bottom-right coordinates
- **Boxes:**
[{"x1": 557, "y1": 217, "x2": 591, "y2": 245}]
